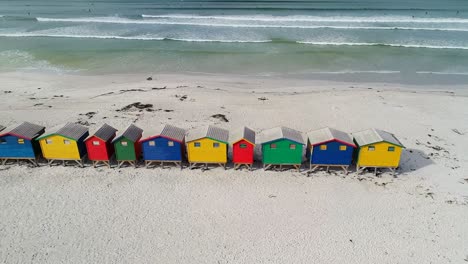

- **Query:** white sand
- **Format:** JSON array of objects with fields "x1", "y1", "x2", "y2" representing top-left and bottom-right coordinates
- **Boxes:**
[{"x1": 0, "y1": 72, "x2": 467, "y2": 263}]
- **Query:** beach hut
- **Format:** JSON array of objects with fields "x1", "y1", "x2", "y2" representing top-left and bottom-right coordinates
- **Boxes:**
[
  {"x1": 140, "y1": 124, "x2": 186, "y2": 168},
  {"x1": 352, "y1": 128, "x2": 405, "y2": 175},
  {"x1": 306, "y1": 127, "x2": 356, "y2": 174},
  {"x1": 0, "y1": 122, "x2": 45, "y2": 166},
  {"x1": 112, "y1": 124, "x2": 143, "y2": 168},
  {"x1": 37, "y1": 123, "x2": 89, "y2": 167},
  {"x1": 261, "y1": 127, "x2": 304, "y2": 171},
  {"x1": 85, "y1": 124, "x2": 118, "y2": 168},
  {"x1": 186, "y1": 125, "x2": 229, "y2": 169},
  {"x1": 230, "y1": 126, "x2": 256, "y2": 170}
]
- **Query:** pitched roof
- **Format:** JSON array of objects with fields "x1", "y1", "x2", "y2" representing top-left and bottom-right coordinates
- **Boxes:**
[
  {"x1": 307, "y1": 127, "x2": 356, "y2": 147},
  {"x1": 161, "y1": 124, "x2": 186, "y2": 142},
  {"x1": 352, "y1": 128, "x2": 404, "y2": 148},
  {"x1": 0, "y1": 122, "x2": 45, "y2": 140},
  {"x1": 260, "y1": 126, "x2": 304, "y2": 145},
  {"x1": 113, "y1": 124, "x2": 143, "y2": 143},
  {"x1": 37, "y1": 123, "x2": 88, "y2": 141},
  {"x1": 141, "y1": 124, "x2": 186, "y2": 143},
  {"x1": 90, "y1": 124, "x2": 117, "y2": 141},
  {"x1": 230, "y1": 126, "x2": 255, "y2": 145},
  {"x1": 186, "y1": 125, "x2": 229, "y2": 143}
]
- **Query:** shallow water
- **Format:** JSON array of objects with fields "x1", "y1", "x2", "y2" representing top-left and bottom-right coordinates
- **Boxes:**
[{"x1": 1, "y1": 0, "x2": 468, "y2": 84}]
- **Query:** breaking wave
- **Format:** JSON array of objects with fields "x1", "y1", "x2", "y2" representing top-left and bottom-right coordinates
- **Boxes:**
[
  {"x1": 0, "y1": 33, "x2": 271, "y2": 43},
  {"x1": 141, "y1": 14, "x2": 468, "y2": 24},
  {"x1": 297, "y1": 41, "x2": 468, "y2": 50},
  {"x1": 35, "y1": 16, "x2": 468, "y2": 32},
  {"x1": 1, "y1": 33, "x2": 467, "y2": 50}
]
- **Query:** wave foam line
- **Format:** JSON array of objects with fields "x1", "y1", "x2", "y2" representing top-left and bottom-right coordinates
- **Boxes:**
[
  {"x1": 35, "y1": 17, "x2": 468, "y2": 32},
  {"x1": 308, "y1": 70, "x2": 401, "y2": 74},
  {"x1": 0, "y1": 33, "x2": 164, "y2": 40},
  {"x1": 142, "y1": 14, "x2": 468, "y2": 24},
  {"x1": 297, "y1": 41, "x2": 468, "y2": 50},
  {"x1": 0, "y1": 33, "x2": 271, "y2": 43},
  {"x1": 416, "y1": 71, "x2": 468, "y2": 76}
]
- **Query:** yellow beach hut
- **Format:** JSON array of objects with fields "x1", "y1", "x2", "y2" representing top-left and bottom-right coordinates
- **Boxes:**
[
  {"x1": 186, "y1": 125, "x2": 229, "y2": 169},
  {"x1": 37, "y1": 123, "x2": 89, "y2": 167},
  {"x1": 352, "y1": 128, "x2": 405, "y2": 175}
]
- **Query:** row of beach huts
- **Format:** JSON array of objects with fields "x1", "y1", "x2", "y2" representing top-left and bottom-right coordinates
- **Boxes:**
[{"x1": 0, "y1": 122, "x2": 405, "y2": 174}]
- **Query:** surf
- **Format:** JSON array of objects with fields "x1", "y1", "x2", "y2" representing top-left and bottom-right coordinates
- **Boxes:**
[
  {"x1": 141, "y1": 14, "x2": 468, "y2": 24},
  {"x1": 35, "y1": 16, "x2": 468, "y2": 32},
  {"x1": 296, "y1": 41, "x2": 468, "y2": 50}
]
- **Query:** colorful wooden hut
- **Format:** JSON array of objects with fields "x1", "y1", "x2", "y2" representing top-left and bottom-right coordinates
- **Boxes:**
[
  {"x1": 140, "y1": 124, "x2": 186, "y2": 168},
  {"x1": 261, "y1": 127, "x2": 304, "y2": 171},
  {"x1": 85, "y1": 124, "x2": 117, "y2": 168},
  {"x1": 0, "y1": 122, "x2": 45, "y2": 166},
  {"x1": 230, "y1": 126, "x2": 255, "y2": 170},
  {"x1": 306, "y1": 127, "x2": 356, "y2": 174},
  {"x1": 37, "y1": 123, "x2": 89, "y2": 167},
  {"x1": 112, "y1": 124, "x2": 143, "y2": 168},
  {"x1": 352, "y1": 128, "x2": 405, "y2": 175},
  {"x1": 186, "y1": 125, "x2": 229, "y2": 169}
]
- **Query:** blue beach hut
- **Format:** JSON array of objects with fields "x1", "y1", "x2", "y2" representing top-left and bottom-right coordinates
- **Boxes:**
[
  {"x1": 140, "y1": 124, "x2": 186, "y2": 168},
  {"x1": 0, "y1": 122, "x2": 45, "y2": 166},
  {"x1": 306, "y1": 127, "x2": 356, "y2": 174}
]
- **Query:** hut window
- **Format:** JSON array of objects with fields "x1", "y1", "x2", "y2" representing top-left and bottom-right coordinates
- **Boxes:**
[
  {"x1": 289, "y1": 144, "x2": 296, "y2": 150},
  {"x1": 194, "y1": 142, "x2": 201, "y2": 147},
  {"x1": 368, "y1": 146, "x2": 375, "y2": 151},
  {"x1": 92, "y1": 141, "x2": 100, "y2": 146},
  {"x1": 18, "y1": 139, "x2": 25, "y2": 144},
  {"x1": 320, "y1": 145, "x2": 327, "y2": 150},
  {"x1": 63, "y1": 140, "x2": 71, "y2": 145},
  {"x1": 213, "y1": 142, "x2": 220, "y2": 148},
  {"x1": 168, "y1": 141, "x2": 174, "y2": 147},
  {"x1": 240, "y1": 143, "x2": 247, "y2": 149},
  {"x1": 121, "y1": 141, "x2": 128, "y2": 147},
  {"x1": 270, "y1": 144, "x2": 277, "y2": 149},
  {"x1": 0, "y1": 139, "x2": 6, "y2": 144},
  {"x1": 149, "y1": 141, "x2": 155, "y2": 147},
  {"x1": 339, "y1": 145, "x2": 347, "y2": 151},
  {"x1": 388, "y1": 146, "x2": 395, "y2": 152},
  {"x1": 45, "y1": 139, "x2": 53, "y2": 144}
]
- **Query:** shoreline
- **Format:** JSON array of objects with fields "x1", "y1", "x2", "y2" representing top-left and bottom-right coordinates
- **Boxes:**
[{"x1": 2, "y1": 70, "x2": 468, "y2": 92}]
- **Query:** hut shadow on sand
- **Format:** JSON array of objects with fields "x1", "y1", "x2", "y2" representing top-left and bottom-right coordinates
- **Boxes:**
[{"x1": 398, "y1": 148, "x2": 434, "y2": 174}]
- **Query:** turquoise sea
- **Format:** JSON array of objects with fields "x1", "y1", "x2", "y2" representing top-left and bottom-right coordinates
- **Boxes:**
[{"x1": 1, "y1": 0, "x2": 468, "y2": 84}]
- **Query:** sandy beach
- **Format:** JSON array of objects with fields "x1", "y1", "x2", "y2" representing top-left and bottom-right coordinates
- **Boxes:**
[{"x1": 0, "y1": 71, "x2": 467, "y2": 263}]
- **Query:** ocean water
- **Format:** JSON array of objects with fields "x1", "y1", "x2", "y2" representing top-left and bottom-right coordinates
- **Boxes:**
[{"x1": 1, "y1": 0, "x2": 468, "y2": 84}]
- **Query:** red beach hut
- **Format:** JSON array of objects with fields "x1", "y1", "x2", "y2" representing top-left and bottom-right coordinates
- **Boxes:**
[
  {"x1": 230, "y1": 127, "x2": 256, "y2": 170},
  {"x1": 85, "y1": 124, "x2": 118, "y2": 168}
]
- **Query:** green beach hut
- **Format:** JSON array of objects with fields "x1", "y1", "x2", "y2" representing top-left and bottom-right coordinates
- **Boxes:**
[
  {"x1": 260, "y1": 126, "x2": 305, "y2": 171},
  {"x1": 112, "y1": 124, "x2": 143, "y2": 168}
]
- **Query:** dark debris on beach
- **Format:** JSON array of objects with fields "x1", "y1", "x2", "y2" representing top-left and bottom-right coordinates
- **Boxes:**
[{"x1": 117, "y1": 102, "x2": 154, "y2": 112}]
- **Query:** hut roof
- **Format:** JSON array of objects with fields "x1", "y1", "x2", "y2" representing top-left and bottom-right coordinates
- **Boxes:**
[
  {"x1": 89, "y1": 124, "x2": 117, "y2": 141},
  {"x1": 307, "y1": 127, "x2": 356, "y2": 147},
  {"x1": 0, "y1": 122, "x2": 45, "y2": 140},
  {"x1": 161, "y1": 124, "x2": 186, "y2": 142},
  {"x1": 352, "y1": 128, "x2": 404, "y2": 148},
  {"x1": 261, "y1": 126, "x2": 304, "y2": 145},
  {"x1": 186, "y1": 125, "x2": 229, "y2": 143},
  {"x1": 37, "y1": 123, "x2": 88, "y2": 141},
  {"x1": 141, "y1": 124, "x2": 186, "y2": 143},
  {"x1": 113, "y1": 124, "x2": 143, "y2": 143},
  {"x1": 230, "y1": 126, "x2": 255, "y2": 145}
]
